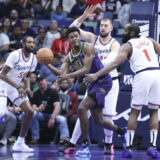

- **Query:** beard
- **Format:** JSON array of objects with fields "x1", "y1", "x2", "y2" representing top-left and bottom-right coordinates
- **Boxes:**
[
  {"x1": 122, "y1": 33, "x2": 131, "y2": 43},
  {"x1": 100, "y1": 32, "x2": 109, "y2": 38},
  {"x1": 25, "y1": 46, "x2": 34, "y2": 53},
  {"x1": 60, "y1": 88, "x2": 68, "y2": 92}
]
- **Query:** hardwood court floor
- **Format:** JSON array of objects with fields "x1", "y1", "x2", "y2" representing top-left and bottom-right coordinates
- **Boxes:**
[{"x1": 0, "y1": 144, "x2": 156, "y2": 160}]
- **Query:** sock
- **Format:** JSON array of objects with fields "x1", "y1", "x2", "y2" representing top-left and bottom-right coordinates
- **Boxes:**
[
  {"x1": 126, "y1": 130, "x2": 135, "y2": 148},
  {"x1": 116, "y1": 127, "x2": 126, "y2": 135},
  {"x1": 16, "y1": 136, "x2": 25, "y2": 144},
  {"x1": 70, "y1": 119, "x2": 81, "y2": 145},
  {"x1": 103, "y1": 116, "x2": 113, "y2": 144},
  {"x1": 150, "y1": 129, "x2": 158, "y2": 147}
]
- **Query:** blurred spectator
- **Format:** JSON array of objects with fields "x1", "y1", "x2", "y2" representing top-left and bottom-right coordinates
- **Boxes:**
[
  {"x1": 0, "y1": 26, "x2": 10, "y2": 59},
  {"x1": 43, "y1": 20, "x2": 60, "y2": 49},
  {"x1": 104, "y1": 0, "x2": 122, "y2": 19},
  {"x1": 9, "y1": 25, "x2": 23, "y2": 51},
  {"x1": 51, "y1": 27, "x2": 72, "y2": 56},
  {"x1": 35, "y1": 26, "x2": 47, "y2": 51},
  {"x1": 0, "y1": 110, "x2": 17, "y2": 145},
  {"x1": 5, "y1": 0, "x2": 24, "y2": 18},
  {"x1": 9, "y1": 9, "x2": 21, "y2": 28},
  {"x1": 51, "y1": 80, "x2": 60, "y2": 91},
  {"x1": 52, "y1": 0, "x2": 76, "y2": 14},
  {"x1": 30, "y1": 72, "x2": 39, "y2": 93},
  {"x1": 29, "y1": 0, "x2": 52, "y2": 19},
  {"x1": 86, "y1": 0, "x2": 103, "y2": 6},
  {"x1": 39, "y1": 53, "x2": 62, "y2": 83},
  {"x1": 89, "y1": 4, "x2": 104, "y2": 21},
  {"x1": 21, "y1": 18, "x2": 36, "y2": 38},
  {"x1": 118, "y1": 0, "x2": 131, "y2": 28},
  {"x1": 30, "y1": 76, "x2": 70, "y2": 144},
  {"x1": 51, "y1": 5, "x2": 66, "y2": 23},
  {"x1": 59, "y1": 79, "x2": 78, "y2": 135},
  {"x1": 2, "y1": 18, "x2": 12, "y2": 37},
  {"x1": 0, "y1": 57, "x2": 5, "y2": 70},
  {"x1": 68, "y1": 0, "x2": 87, "y2": 19},
  {"x1": 0, "y1": 0, "x2": 6, "y2": 18}
]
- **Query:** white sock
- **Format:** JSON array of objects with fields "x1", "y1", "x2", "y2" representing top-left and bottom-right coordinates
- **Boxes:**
[
  {"x1": 103, "y1": 116, "x2": 113, "y2": 144},
  {"x1": 16, "y1": 136, "x2": 25, "y2": 144},
  {"x1": 70, "y1": 111, "x2": 91, "y2": 145},
  {"x1": 126, "y1": 130, "x2": 135, "y2": 147},
  {"x1": 150, "y1": 129, "x2": 158, "y2": 147}
]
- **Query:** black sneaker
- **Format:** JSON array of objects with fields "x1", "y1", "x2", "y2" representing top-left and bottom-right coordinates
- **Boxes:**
[
  {"x1": 104, "y1": 143, "x2": 114, "y2": 155},
  {"x1": 59, "y1": 142, "x2": 76, "y2": 154}
]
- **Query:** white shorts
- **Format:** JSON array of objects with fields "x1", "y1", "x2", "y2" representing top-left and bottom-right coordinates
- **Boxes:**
[
  {"x1": 131, "y1": 70, "x2": 160, "y2": 110},
  {"x1": 103, "y1": 79, "x2": 119, "y2": 116},
  {"x1": 0, "y1": 81, "x2": 29, "y2": 107}
]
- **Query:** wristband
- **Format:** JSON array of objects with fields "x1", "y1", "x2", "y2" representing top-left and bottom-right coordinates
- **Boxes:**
[{"x1": 73, "y1": 20, "x2": 82, "y2": 27}]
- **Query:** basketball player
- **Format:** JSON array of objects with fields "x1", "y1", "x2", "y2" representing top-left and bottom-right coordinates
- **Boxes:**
[
  {"x1": 48, "y1": 27, "x2": 126, "y2": 156},
  {"x1": 84, "y1": 23, "x2": 160, "y2": 159},
  {"x1": 59, "y1": 5, "x2": 120, "y2": 155},
  {"x1": 0, "y1": 36, "x2": 37, "y2": 152}
]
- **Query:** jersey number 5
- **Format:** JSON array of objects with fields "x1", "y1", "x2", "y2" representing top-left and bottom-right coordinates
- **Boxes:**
[{"x1": 143, "y1": 49, "x2": 151, "y2": 62}]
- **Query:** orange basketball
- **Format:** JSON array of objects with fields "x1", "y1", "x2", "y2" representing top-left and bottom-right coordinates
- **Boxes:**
[{"x1": 36, "y1": 48, "x2": 54, "y2": 65}]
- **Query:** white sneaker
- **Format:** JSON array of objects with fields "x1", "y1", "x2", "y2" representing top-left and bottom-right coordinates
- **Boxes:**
[
  {"x1": 13, "y1": 141, "x2": 34, "y2": 152},
  {"x1": 0, "y1": 138, "x2": 7, "y2": 146}
]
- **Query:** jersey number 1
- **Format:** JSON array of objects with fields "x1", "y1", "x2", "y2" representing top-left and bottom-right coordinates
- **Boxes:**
[{"x1": 143, "y1": 49, "x2": 151, "y2": 62}]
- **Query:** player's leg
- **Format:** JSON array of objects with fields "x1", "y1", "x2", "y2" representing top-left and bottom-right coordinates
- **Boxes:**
[
  {"x1": 103, "y1": 116, "x2": 114, "y2": 155},
  {"x1": 10, "y1": 90, "x2": 34, "y2": 152},
  {"x1": 0, "y1": 88, "x2": 8, "y2": 122},
  {"x1": 103, "y1": 80, "x2": 119, "y2": 155},
  {"x1": 123, "y1": 107, "x2": 141, "y2": 158},
  {"x1": 59, "y1": 111, "x2": 91, "y2": 154},
  {"x1": 147, "y1": 105, "x2": 160, "y2": 158},
  {"x1": 75, "y1": 96, "x2": 95, "y2": 156}
]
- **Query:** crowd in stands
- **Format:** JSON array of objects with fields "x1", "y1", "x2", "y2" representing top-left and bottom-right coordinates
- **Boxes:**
[{"x1": 0, "y1": 0, "x2": 157, "y2": 145}]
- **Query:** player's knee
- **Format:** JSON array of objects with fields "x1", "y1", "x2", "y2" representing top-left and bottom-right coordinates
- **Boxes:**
[
  {"x1": 78, "y1": 105, "x2": 85, "y2": 115},
  {"x1": 25, "y1": 108, "x2": 34, "y2": 118}
]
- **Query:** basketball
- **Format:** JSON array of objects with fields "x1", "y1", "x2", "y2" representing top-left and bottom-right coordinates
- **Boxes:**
[{"x1": 36, "y1": 48, "x2": 54, "y2": 65}]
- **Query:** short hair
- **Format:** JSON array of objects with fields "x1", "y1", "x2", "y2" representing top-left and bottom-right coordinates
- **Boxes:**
[
  {"x1": 127, "y1": 23, "x2": 140, "y2": 37},
  {"x1": 101, "y1": 18, "x2": 113, "y2": 25},
  {"x1": 22, "y1": 36, "x2": 34, "y2": 43},
  {"x1": 66, "y1": 27, "x2": 80, "y2": 37}
]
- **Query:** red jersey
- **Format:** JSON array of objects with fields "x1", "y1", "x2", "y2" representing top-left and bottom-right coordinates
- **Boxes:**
[{"x1": 51, "y1": 37, "x2": 72, "y2": 55}]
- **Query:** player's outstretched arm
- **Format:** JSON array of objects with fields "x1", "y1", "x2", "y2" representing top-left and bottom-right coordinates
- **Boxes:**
[
  {"x1": 47, "y1": 55, "x2": 70, "y2": 76},
  {"x1": 84, "y1": 43, "x2": 131, "y2": 84},
  {"x1": 70, "y1": 5, "x2": 97, "y2": 44}
]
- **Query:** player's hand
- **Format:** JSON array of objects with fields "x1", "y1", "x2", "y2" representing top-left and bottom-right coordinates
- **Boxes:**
[
  {"x1": 83, "y1": 5, "x2": 96, "y2": 18},
  {"x1": 25, "y1": 88, "x2": 33, "y2": 98},
  {"x1": 17, "y1": 86, "x2": 26, "y2": 97},
  {"x1": 84, "y1": 73, "x2": 98, "y2": 85},
  {"x1": 48, "y1": 118, "x2": 55, "y2": 128},
  {"x1": 57, "y1": 74, "x2": 69, "y2": 82}
]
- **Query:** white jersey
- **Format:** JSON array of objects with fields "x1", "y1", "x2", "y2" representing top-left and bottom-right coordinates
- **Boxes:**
[
  {"x1": 94, "y1": 36, "x2": 118, "y2": 78},
  {"x1": 0, "y1": 49, "x2": 37, "y2": 85},
  {"x1": 128, "y1": 36, "x2": 159, "y2": 73}
]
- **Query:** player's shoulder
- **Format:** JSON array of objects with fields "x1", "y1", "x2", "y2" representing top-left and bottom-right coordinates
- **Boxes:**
[
  {"x1": 83, "y1": 42, "x2": 95, "y2": 54},
  {"x1": 9, "y1": 49, "x2": 21, "y2": 59},
  {"x1": 112, "y1": 38, "x2": 120, "y2": 46}
]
